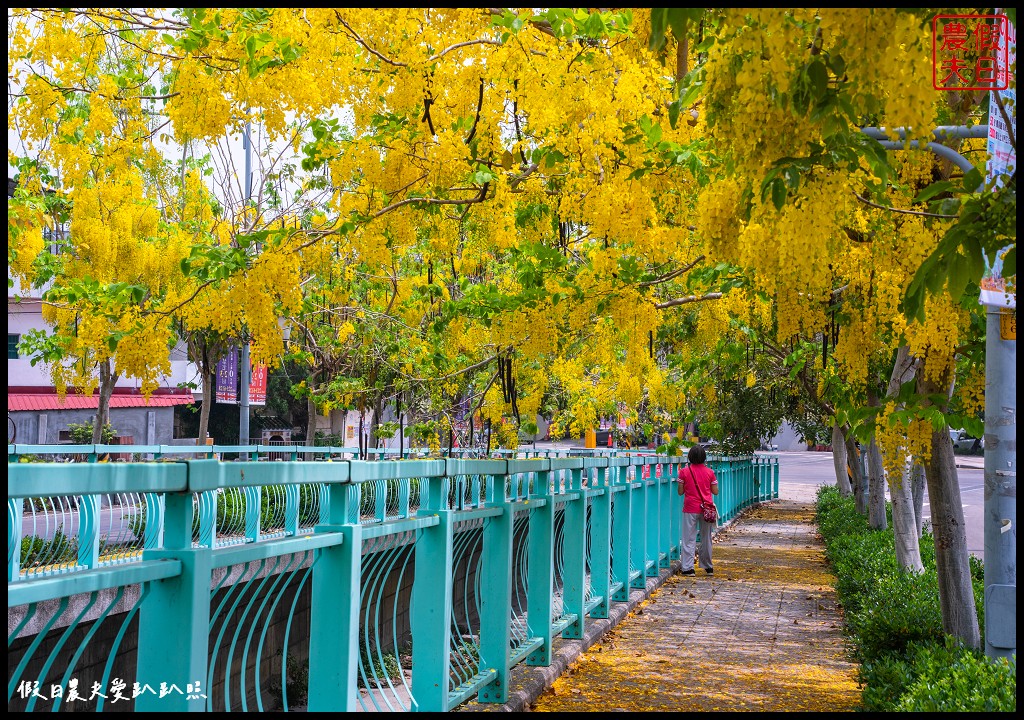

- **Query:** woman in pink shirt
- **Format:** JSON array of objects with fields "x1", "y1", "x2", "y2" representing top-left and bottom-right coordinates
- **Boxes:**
[{"x1": 677, "y1": 445, "x2": 719, "y2": 576}]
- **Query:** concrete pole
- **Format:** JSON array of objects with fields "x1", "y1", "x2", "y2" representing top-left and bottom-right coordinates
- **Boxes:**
[
  {"x1": 240, "y1": 122, "x2": 253, "y2": 446},
  {"x1": 983, "y1": 308, "x2": 1017, "y2": 660}
]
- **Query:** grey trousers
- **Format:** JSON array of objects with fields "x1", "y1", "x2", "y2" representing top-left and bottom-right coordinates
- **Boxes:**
[{"x1": 680, "y1": 511, "x2": 714, "y2": 572}]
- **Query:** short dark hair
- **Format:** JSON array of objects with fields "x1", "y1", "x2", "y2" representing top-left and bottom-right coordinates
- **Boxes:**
[{"x1": 688, "y1": 445, "x2": 707, "y2": 465}]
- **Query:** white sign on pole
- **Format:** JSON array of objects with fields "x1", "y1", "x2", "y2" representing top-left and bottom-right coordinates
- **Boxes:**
[{"x1": 981, "y1": 12, "x2": 1016, "y2": 309}]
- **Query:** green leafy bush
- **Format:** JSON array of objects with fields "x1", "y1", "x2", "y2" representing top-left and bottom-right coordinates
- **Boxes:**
[
  {"x1": 66, "y1": 421, "x2": 116, "y2": 444},
  {"x1": 896, "y1": 641, "x2": 1016, "y2": 712},
  {"x1": 20, "y1": 529, "x2": 78, "y2": 567},
  {"x1": 816, "y1": 486, "x2": 1012, "y2": 713},
  {"x1": 845, "y1": 568, "x2": 944, "y2": 662}
]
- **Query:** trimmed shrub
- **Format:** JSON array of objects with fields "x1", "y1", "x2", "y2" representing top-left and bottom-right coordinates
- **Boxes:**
[
  {"x1": 815, "y1": 486, "x2": 1014, "y2": 713},
  {"x1": 896, "y1": 642, "x2": 1016, "y2": 712},
  {"x1": 845, "y1": 567, "x2": 944, "y2": 662}
]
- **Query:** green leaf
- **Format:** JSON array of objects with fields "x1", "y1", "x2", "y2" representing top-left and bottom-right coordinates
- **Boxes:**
[
  {"x1": 649, "y1": 8, "x2": 669, "y2": 51},
  {"x1": 913, "y1": 180, "x2": 955, "y2": 204},
  {"x1": 947, "y1": 252, "x2": 971, "y2": 301},
  {"x1": 1001, "y1": 246, "x2": 1015, "y2": 279},
  {"x1": 962, "y1": 167, "x2": 983, "y2": 192},
  {"x1": 678, "y1": 78, "x2": 703, "y2": 110},
  {"x1": 668, "y1": 99, "x2": 680, "y2": 130},
  {"x1": 806, "y1": 60, "x2": 828, "y2": 99},
  {"x1": 827, "y1": 54, "x2": 846, "y2": 77},
  {"x1": 925, "y1": 264, "x2": 947, "y2": 295},
  {"x1": 771, "y1": 177, "x2": 787, "y2": 210}
]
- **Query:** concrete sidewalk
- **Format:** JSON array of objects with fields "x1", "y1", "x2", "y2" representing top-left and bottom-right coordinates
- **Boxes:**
[{"x1": 457, "y1": 490, "x2": 860, "y2": 712}]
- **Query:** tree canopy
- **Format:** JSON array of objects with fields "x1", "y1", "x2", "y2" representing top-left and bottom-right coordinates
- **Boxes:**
[{"x1": 7, "y1": 8, "x2": 1014, "y2": 455}]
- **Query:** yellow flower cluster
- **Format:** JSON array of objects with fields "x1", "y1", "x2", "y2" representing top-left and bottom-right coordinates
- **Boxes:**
[{"x1": 955, "y1": 367, "x2": 985, "y2": 419}]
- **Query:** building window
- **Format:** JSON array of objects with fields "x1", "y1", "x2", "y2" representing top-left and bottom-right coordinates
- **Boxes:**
[{"x1": 8, "y1": 334, "x2": 19, "y2": 359}]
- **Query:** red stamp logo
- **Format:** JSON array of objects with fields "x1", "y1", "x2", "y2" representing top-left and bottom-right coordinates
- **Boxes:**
[{"x1": 932, "y1": 14, "x2": 1010, "y2": 90}]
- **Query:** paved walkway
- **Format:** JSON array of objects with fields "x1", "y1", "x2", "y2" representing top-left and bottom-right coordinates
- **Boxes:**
[{"x1": 458, "y1": 478, "x2": 861, "y2": 712}]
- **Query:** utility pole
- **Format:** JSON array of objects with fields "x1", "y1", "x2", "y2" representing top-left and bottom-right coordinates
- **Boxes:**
[
  {"x1": 981, "y1": 68, "x2": 1017, "y2": 660},
  {"x1": 239, "y1": 121, "x2": 252, "y2": 446}
]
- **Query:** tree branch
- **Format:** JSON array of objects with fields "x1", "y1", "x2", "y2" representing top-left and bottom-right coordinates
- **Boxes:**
[
  {"x1": 638, "y1": 254, "x2": 705, "y2": 287},
  {"x1": 334, "y1": 12, "x2": 407, "y2": 67},
  {"x1": 654, "y1": 292, "x2": 722, "y2": 309},
  {"x1": 853, "y1": 192, "x2": 957, "y2": 219},
  {"x1": 430, "y1": 38, "x2": 501, "y2": 62},
  {"x1": 465, "y1": 78, "x2": 485, "y2": 146}
]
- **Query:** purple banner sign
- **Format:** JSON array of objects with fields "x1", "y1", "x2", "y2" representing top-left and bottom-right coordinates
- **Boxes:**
[{"x1": 215, "y1": 347, "x2": 238, "y2": 404}]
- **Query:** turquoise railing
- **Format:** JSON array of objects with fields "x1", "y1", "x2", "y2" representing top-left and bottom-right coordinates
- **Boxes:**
[{"x1": 7, "y1": 450, "x2": 778, "y2": 712}]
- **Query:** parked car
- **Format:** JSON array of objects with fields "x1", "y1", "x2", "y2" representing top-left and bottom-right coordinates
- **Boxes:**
[{"x1": 950, "y1": 430, "x2": 984, "y2": 455}]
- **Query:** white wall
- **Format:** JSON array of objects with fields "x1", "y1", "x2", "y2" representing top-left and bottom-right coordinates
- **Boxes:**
[{"x1": 769, "y1": 421, "x2": 807, "y2": 452}]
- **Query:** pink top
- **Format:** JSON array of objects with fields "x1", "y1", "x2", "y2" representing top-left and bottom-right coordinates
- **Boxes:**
[{"x1": 678, "y1": 464, "x2": 718, "y2": 514}]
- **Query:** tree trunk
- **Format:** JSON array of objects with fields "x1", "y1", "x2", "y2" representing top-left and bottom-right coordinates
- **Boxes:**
[
  {"x1": 923, "y1": 424, "x2": 981, "y2": 648},
  {"x1": 881, "y1": 345, "x2": 922, "y2": 571},
  {"x1": 198, "y1": 366, "x2": 214, "y2": 444},
  {"x1": 845, "y1": 432, "x2": 867, "y2": 514},
  {"x1": 919, "y1": 369, "x2": 980, "y2": 648},
  {"x1": 866, "y1": 436, "x2": 888, "y2": 530},
  {"x1": 890, "y1": 460, "x2": 925, "y2": 573},
  {"x1": 911, "y1": 463, "x2": 926, "y2": 538},
  {"x1": 371, "y1": 396, "x2": 383, "y2": 449},
  {"x1": 832, "y1": 422, "x2": 852, "y2": 496},
  {"x1": 304, "y1": 377, "x2": 318, "y2": 462},
  {"x1": 93, "y1": 359, "x2": 118, "y2": 444}
]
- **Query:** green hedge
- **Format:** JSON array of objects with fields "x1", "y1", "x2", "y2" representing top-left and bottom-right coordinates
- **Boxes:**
[{"x1": 816, "y1": 486, "x2": 1015, "y2": 712}]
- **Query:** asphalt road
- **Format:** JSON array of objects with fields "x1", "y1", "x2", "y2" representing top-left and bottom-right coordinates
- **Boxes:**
[{"x1": 771, "y1": 450, "x2": 985, "y2": 559}]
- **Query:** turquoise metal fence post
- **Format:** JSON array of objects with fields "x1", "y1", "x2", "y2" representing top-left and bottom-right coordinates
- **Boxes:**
[
  {"x1": 524, "y1": 460, "x2": 554, "y2": 665},
  {"x1": 470, "y1": 460, "x2": 513, "y2": 704},
  {"x1": 308, "y1": 464, "x2": 359, "y2": 712},
  {"x1": 589, "y1": 460, "x2": 612, "y2": 618},
  {"x1": 668, "y1": 458, "x2": 681, "y2": 561},
  {"x1": 611, "y1": 461, "x2": 632, "y2": 600},
  {"x1": 657, "y1": 461, "x2": 670, "y2": 569},
  {"x1": 629, "y1": 459, "x2": 651, "y2": 584},
  {"x1": 410, "y1": 470, "x2": 455, "y2": 710},
  {"x1": 557, "y1": 459, "x2": 586, "y2": 639},
  {"x1": 136, "y1": 460, "x2": 215, "y2": 711},
  {"x1": 762, "y1": 457, "x2": 769, "y2": 501},
  {"x1": 773, "y1": 456, "x2": 780, "y2": 498},
  {"x1": 722, "y1": 460, "x2": 732, "y2": 521}
]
